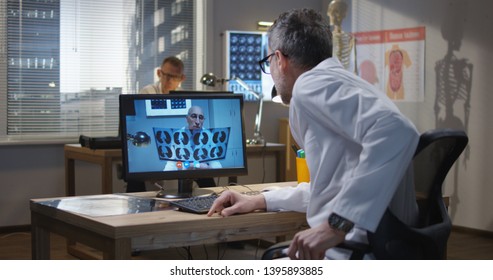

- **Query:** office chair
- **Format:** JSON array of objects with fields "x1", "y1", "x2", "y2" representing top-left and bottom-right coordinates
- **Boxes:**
[{"x1": 261, "y1": 128, "x2": 468, "y2": 260}]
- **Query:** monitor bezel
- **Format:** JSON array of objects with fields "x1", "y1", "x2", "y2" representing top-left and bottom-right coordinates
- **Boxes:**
[
  {"x1": 169, "y1": 90, "x2": 233, "y2": 95},
  {"x1": 119, "y1": 93, "x2": 248, "y2": 183}
]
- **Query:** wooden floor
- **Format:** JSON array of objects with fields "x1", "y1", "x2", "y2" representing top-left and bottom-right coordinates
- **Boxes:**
[{"x1": 1, "y1": 228, "x2": 493, "y2": 260}]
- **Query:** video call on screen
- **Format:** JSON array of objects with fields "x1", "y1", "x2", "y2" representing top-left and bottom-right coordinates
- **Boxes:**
[{"x1": 123, "y1": 96, "x2": 245, "y2": 174}]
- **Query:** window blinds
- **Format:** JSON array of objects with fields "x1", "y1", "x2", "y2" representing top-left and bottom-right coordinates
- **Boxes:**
[{"x1": 0, "y1": 0, "x2": 201, "y2": 144}]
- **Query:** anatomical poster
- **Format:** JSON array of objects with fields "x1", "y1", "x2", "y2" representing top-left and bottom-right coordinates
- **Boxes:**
[{"x1": 353, "y1": 26, "x2": 425, "y2": 102}]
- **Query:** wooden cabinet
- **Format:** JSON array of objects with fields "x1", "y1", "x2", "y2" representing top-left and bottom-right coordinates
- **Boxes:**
[{"x1": 278, "y1": 118, "x2": 298, "y2": 182}]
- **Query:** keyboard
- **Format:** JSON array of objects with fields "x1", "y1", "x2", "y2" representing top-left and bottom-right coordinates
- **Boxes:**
[{"x1": 169, "y1": 194, "x2": 218, "y2": 214}]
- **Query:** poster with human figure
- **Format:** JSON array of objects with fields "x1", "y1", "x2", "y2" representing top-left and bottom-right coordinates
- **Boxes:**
[{"x1": 353, "y1": 26, "x2": 425, "y2": 102}]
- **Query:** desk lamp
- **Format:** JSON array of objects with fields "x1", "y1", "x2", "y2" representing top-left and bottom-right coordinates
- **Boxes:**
[
  {"x1": 200, "y1": 73, "x2": 265, "y2": 145},
  {"x1": 127, "y1": 131, "x2": 151, "y2": 147}
]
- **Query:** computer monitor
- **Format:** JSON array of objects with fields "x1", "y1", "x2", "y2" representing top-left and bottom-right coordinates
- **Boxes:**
[{"x1": 119, "y1": 93, "x2": 248, "y2": 198}]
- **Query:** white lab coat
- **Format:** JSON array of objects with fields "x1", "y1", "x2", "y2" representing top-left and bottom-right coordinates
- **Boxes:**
[
  {"x1": 139, "y1": 81, "x2": 161, "y2": 94},
  {"x1": 139, "y1": 82, "x2": 183, "y2": 94},
  {"x1": 263, "y1": 57, "x2": 419, "y2": 259}
]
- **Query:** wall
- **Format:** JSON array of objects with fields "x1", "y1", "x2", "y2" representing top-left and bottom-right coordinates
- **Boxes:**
[
  {"x1": 2, "y1": 0, "x2": 492, "y2": 232},
  {"x1": 0, "y1": 144, "x2": 120, "y2": 226},
  {"x1": 351, "y1": 0, "x2": 493, "y2": 231},
  {"x1": 0, "y1": 145, "x2": 61, "y2": 226}
]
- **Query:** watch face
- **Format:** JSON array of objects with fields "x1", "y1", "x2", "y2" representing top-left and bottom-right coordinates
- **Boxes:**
[
  {"x1": 329, "y1": 213, "x2": 341, "y2": 226},
  {"x1": 328, "y1": 213, "x2": 354, "y2": 233}
]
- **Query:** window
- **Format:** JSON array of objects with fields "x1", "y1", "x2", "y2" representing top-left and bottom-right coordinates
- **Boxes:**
[{"x1": 0, "y1": 0, "x2": 204, "y2": 143}]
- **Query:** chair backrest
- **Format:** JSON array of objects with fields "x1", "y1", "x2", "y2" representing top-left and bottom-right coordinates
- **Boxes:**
[
  {"x1": 368, "y1": 128, "x2": 468, "y2": 259},
  {"x1": 413, "y1": 129, "x2": 468, "y2": 227}
]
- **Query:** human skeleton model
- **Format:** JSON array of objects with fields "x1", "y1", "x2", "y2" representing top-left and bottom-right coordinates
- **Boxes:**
[
  {"x1": 434, "y1": 31, "x2": 472, "y2": 162},
  {"x1": 435, "y1": 52, "x2": 471, "y2": 130},
  {"x1": 327, "y1": 0, "x2": 357, "y2": 74}
]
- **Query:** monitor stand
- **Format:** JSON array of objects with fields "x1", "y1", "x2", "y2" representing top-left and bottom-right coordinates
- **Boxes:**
[{"x1": 156, "y1": 179, "x2": 213, "y2": 199}]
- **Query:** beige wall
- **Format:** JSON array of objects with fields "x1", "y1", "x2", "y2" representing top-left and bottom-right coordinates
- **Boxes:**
[{"x1": 351, "y1": 0, "x2": 493, "y2": 231}]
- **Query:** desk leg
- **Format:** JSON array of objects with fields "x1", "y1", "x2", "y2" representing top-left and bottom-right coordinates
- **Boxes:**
[
  {"x1": 64, "y1": 155, "x2": 78, "y2": 253},
  {"x1": 65, "y1": 156, "x2": 75, "y2": 196},
  {"x1": 102, "y1": 157, "x2": 113, "y2": 194},
  {"x1": 31, "y1": 216, "x2": 50, "y2": 260},
  {"x1": 276, "y1": 150, "x2": 286, "y2": 182},
  {"x1": 103, "y1": 238, "x2": 132, "y2": 260}
]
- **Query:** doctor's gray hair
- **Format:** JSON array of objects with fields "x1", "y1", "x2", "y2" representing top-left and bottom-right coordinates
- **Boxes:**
[{"x1": 268, "y1": 8, "x2": 333, "y2": 70}]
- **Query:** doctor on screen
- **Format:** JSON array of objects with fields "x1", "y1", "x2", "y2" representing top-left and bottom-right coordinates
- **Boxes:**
[{"x1": 164, "y1": 106, "x2": 222, "y2": 171}]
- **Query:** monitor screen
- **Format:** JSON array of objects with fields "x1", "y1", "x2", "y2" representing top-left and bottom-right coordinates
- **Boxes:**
[{"x1": 119, "y1": 93, "x2": 248, "y2": 198}]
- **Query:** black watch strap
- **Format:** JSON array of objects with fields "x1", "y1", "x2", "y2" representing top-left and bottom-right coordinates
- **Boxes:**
[{"x1": 328, "y1": 213, "x2": 354, "y2": 233}]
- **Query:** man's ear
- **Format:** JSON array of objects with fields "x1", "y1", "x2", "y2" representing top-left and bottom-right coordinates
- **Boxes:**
[
  {"x1": 275, "y1": 50, "x2": 288, "y2": 72},
  {"x1": 181, "y1": 74, "x2": 186, "y2": 82},
  {"x1": 156, "y1": 68, "x2": 162, "y2": 78}
]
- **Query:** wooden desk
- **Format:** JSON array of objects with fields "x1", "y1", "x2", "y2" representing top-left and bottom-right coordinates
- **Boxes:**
[
  {"x1": 31, "y1": 182, "x2": 306, "y2": 260},
  {"x1": 64, "y1": 144, "x2": 122, "y2": 196},
  {"x1": 64, "y1": 143, "x2": 286, "y2": 196}
]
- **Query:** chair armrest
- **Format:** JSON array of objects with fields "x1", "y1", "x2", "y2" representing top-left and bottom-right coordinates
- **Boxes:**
[
  {"x1": 335, "y1": 240, "x2": 371, "y2": 259},
  {"x1": 262, "y1": 240, "x2": 371, "y2": 260},
  {"x1": 261, "y1": 240, "x2": 291, "y2": 260}
]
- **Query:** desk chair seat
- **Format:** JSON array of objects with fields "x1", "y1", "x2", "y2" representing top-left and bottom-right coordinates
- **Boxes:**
[{"x1": 262, "y1": 128, "x2": 468, "y2": 260}]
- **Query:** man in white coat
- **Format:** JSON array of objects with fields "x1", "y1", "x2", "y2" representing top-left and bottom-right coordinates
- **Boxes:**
[
  {"x1": 139, "y1": 56, "x2": 185, "y2": 94},
  {"x1": 207, "y1": 8, "x2": 420, "y2": 259}
]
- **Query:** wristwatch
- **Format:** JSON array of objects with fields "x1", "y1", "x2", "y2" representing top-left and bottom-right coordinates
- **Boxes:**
[{"x1": 328, "y1": 213, "x2": 354, "y2": 233}]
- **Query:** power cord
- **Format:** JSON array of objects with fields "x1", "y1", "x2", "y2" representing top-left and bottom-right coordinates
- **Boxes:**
[{"x1": 226, "y1": 183, "x2": 261, "y2": 195}]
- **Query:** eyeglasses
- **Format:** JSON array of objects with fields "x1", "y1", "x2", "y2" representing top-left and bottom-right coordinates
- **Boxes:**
[
  {"x1": 160, "y1": 71, "x2": 182, "y2": 81},
  {"x1": 189, "y1": 113, "x2": 204, "y2": 120},
  {"x1": 258, "y1": 53, "x2": 275, "y2": 74}
]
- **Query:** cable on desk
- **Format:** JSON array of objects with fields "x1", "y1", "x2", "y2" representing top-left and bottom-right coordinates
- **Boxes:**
[
  {"x1": 211, "y1": 185, "x2": 231, "y2": 196},
  {"x1": 183, "y1": 246, "x2": 193, "y2": 260},
  {"x1": 225, "y1": 183, "x2": 261, "y2": 195},
  {"x1": 202, "y1": 244, "x2": 210, "y2": 260},
  {"x1": 217, "y1": 243, "x2": 227, "y2": 260},
  {"x1": 255, "y1": 239, "x2": 262, "y2": 260},
  {"x1": 0, "y1": 232, "x2": 30, "y2": 239}
]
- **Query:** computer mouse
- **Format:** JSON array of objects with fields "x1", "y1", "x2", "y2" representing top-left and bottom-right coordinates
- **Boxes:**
[{"x1": 261, "y1": 186, "x2": 282, "y2": 192}]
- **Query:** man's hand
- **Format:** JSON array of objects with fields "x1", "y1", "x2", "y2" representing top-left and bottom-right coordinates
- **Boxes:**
[
  {"x1": 207, "y1": 190, "x2": 266, "y2": 217},
  {"x1": 287, "y1": 222, "x2": 346, "y2": 260}
]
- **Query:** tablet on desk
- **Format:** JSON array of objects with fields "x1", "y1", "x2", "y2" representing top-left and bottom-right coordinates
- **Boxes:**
[{"x1": 38, "y1": 194, "x2": 171, "y2": 217}]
